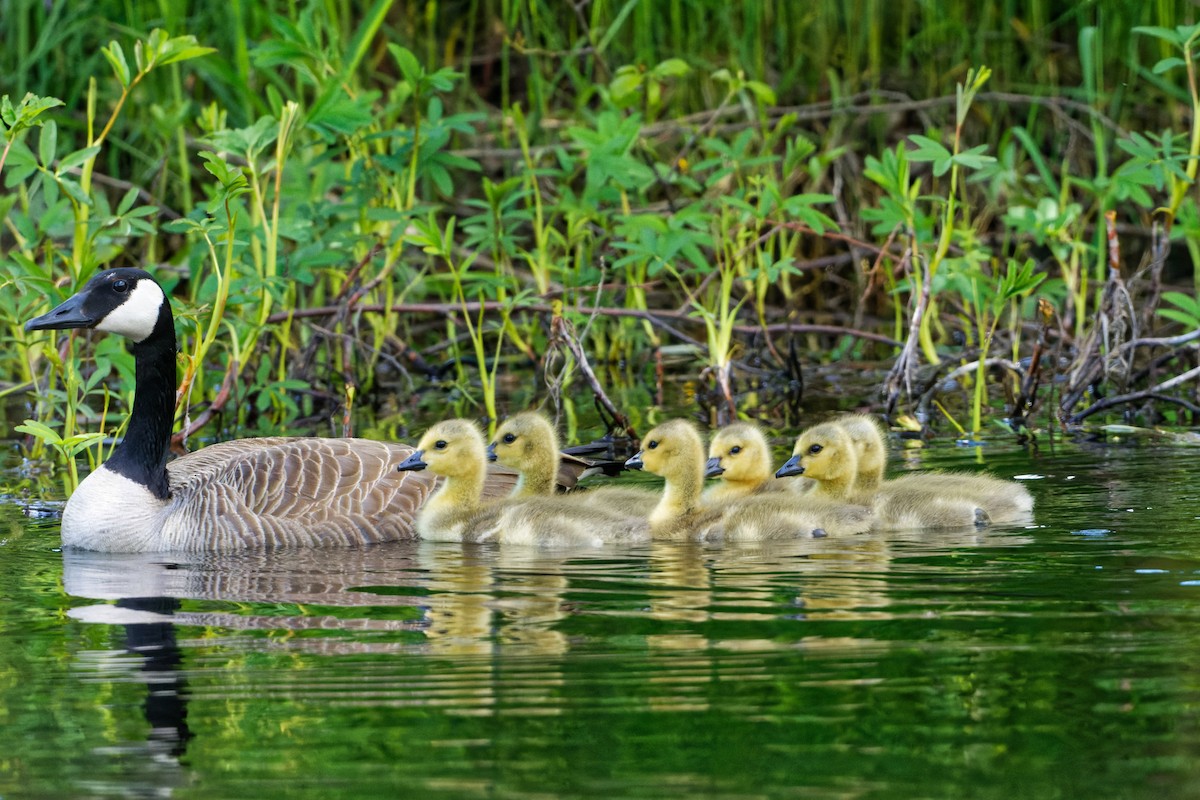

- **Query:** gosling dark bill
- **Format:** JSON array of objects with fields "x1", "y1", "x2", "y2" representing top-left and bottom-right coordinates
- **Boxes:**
[
  {"x1": 775, "y1": 454, "x2": 804, "y2": 478},
  {"x1": 396, "y1": 451, "x2": 428, "y2": 472}
]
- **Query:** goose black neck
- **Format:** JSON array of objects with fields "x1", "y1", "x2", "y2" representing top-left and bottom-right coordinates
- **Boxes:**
[{"x1": 104, "y1": 305, "x2": 177, "y2": 500}]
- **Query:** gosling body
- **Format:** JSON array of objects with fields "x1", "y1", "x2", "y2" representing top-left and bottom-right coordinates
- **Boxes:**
[
  {"x1": 831, "y1": 415, "x2": 1033, "y2": 524},
  {"x1": 778, "y1": 422, "x2": 1033, "y2": 529}
]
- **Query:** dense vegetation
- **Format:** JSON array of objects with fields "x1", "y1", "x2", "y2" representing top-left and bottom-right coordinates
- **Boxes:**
[{"x1": 2, "y1": 1, "x2": 1200, "y2": 492}]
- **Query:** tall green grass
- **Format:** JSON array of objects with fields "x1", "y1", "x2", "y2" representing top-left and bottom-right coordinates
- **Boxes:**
[{"x1": 2, "y1": 1, "x2": 1199, "y2": 492}]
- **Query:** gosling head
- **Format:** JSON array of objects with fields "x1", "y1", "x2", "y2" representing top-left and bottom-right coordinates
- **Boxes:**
[
  {"x1": 397, "y1": 419, "x2": 486, "y2": 479},
  {"x1": 626, "y1": 419, "x2": 705, "y2": 481},
  {"x1": 775, "y1": 422, "x2": 856, "y2": 486},
  {"x1": 25, "y1": 268, "x2": 170, "y2": 344},
  {"x1": 488, "y1": 412, "x2": 559, "y2": 472},
  {"x1": 705, "y1": 422, "x2": 771, "y2": 483}
]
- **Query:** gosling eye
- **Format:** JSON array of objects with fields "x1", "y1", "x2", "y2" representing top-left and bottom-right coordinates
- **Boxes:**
[
  {"x1": 434, "y1": 440, "x2": 447, "y2": 450},
  {"x1": 503, "y1": 433, "x2": 516, "y2": 444},
  {"x1": 112, "y1": 279, "x2": 130, "y2": 293},
  {"x1": 807, "y1": 444, "x2": 823, "y2": 456},
  {"x1": 647, "y1": 440, "x2": 659, "y2": 450},
  {"x1": 729, "y1": 446, "x2": 742, "y2": 455}
]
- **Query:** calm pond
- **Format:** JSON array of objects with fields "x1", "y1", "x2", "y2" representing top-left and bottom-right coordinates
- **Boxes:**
[{"x1": 3, "y1": 436, "x2": 1200, "y2": 798}]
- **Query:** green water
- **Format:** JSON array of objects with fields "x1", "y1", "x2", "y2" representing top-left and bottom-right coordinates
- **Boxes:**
[{"x1": 3, "y1": 441, "x2": 1200, "y2": 799}]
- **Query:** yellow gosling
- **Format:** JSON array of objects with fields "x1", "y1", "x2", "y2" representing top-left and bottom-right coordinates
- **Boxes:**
[
  {"x1": 832, "y1": 414, "x2": 889, "y2": 493},
  {"x1": 821, "y1": 415, "x2": 1032, "y2": 524},
  {"x1": 704, "y1": 422, "x2": 813, "y2": 501},
  {"x1": 776, "y1": 422, "x2": 995, "y2": 530},
  {"x1": 490, "y1": 411, "x2": 659, "y2": 516},
  {"x1": 488, "y1": 412, "x2": 562, "y2": 499}
]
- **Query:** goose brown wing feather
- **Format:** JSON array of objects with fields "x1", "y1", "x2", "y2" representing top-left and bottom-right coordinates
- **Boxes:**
[
  {"x1": 153, "y1": 437, "x2": 524, "y2": 549},
  {"x1": 158, "y1": 438, "x2": 524, "y2": 549}
]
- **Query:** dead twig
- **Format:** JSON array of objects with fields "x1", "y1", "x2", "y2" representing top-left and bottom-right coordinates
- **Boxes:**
[{"x1": 548, "y1": 311, "x2": 637, "y2": 440}]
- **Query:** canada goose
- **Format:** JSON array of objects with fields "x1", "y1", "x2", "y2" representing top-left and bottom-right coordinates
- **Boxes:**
[
  {"x1": 776, "y1": 422, "x2": 1032, "y2": 529},
  {"x1": 489, "y1": 411, "x2": 659, "y2": 515},
  {"x1": 397, "y1": 419, "x2": 649, "y2": 546},
  {"x1": 704, "y1": 422, "x2": 814, "y2": 501},
  {"x1": 23, "y1": 268, "x2": 524, "y2": 552},
  {"x1": 627, "y1": 419, "x2": 870, "y2": 541}
]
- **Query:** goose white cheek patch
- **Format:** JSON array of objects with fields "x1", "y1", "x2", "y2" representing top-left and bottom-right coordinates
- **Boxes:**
[{"x1": 95, "y1": 281, "x2": 164, "y2": 342}]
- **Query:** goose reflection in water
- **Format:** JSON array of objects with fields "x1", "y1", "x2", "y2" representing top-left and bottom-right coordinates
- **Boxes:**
[
  {"x1": 61, "y1": 522, "x2": 1037, "y2": 756},
  {"x1": 65, "y1": 594, "x2": 192, "y2": 797}
]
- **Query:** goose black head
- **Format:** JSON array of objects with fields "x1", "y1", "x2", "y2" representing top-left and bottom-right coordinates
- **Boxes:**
[{"x1": 25, "y1": 268, "x2": 169, "y2": 344}]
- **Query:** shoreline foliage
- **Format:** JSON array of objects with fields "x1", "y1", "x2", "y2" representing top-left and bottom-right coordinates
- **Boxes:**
[{"x1": 3, "y1": 1, "x2": 1200, "y2": 492}]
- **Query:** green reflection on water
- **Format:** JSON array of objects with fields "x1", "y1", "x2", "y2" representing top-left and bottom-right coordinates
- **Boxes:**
[{"x1": 2, "y1": 443, "x2": 1200, "y2": 799}]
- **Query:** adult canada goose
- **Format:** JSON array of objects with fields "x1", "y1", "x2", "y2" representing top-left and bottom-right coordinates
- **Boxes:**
[
  {"x1": 704, "y1": 422, "x2": 813, "y2": 501},
  {"x1": 23, "y1": 268, "x2": 527, "y2": 552},
  {"x1": 627, "y1": 419, "x2": 871, "y2": 541},
  {"x1": 397, "y1": 419, "x2": 649, "y2": 546},
  {"x1": 489, "y1": 412, "x2": 659, "y2": 515},
  {"x1": 776, "y1": 422, "x2": 1032, "y2": 529}
]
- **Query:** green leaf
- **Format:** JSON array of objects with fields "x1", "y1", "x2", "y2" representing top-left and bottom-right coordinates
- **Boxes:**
[
  {"x1": 102, "y1": 41, "x2": 131, "y2": 86},
  {"x1": 1161, "y1": 290, "x2": 1200, "y2": 318},
  {"x1": 387, "y1": 44, "x2": 423, "y2": 87},
  {"x1": 307, "y1": 91, "x2": 376, "y2": 138},
  {"x1": 38, "y1": 120, "x2": 56, "y2": 167},
  {"x1": 651, "y1": 58, "x2": 690, "y2": 79},
  {"x1": 65, "y1": 433, "x2": 108, "y2": 457},
  {"x1": 951, "y1": 144, "x2": 997, "y2": 171},
  {"x1": 342, "y1": 0, "x2": 395, "y2": 79},
  {"x1": 15, "y1": 419, "x2": 63, "y2": 446},
  {"x1": 1153, "y1": 56, "x2": 1187, "y2": 75},
  {"x1": 116, "y1": 187, "x2": 139, "y2": 215},
  {"x1": 161, "y1": 44, "x2": 217, "y2": 66},
  {"x1": 908, "y1": 134, "x2": 953, "y2": 165},
  {"x1": 1132, "y1": 26, "x2": 1183, "y2": 47},
  {"x1": 1158, "y1": 308, "x2": 1200, "y2": 328},
  {"x1": 55, "y1": 175, "x2": 91, "y2": 206},
  {"x1": 743, "y1": 80, "x2": 776, "y2": 106},
  {"x1": 609, "y1": 71, "x2": 644, "y2": 105},
  {"x1": 56, "y1": 145, "x2": 101, "y2": 173}
]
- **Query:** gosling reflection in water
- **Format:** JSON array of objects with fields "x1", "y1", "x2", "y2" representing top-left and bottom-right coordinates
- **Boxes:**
[{"x1": 418, "y1": 542, "x2": 572, "y2": 658}]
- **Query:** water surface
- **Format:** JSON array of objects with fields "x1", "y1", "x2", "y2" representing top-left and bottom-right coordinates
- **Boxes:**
[{"x1": 3, "y1": 440, "x2": 1200, "y2": 798}]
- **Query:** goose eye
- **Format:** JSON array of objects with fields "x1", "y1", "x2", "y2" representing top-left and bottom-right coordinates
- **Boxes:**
[
  {"x1": 503, "y1": 433, "x2": 516, "y2": 444},
  {"x1": 647, "y1": 440, "x2": 659, "y2": 450},
  {"x1": 434, "y1": 440, "x2": 447, "y2": 450},
  {"x1": 112, "y1": 279, "x2": 130, "y2": 293},
  {"x1": 729, "y1": 446, "x2": 742, "y2": 455},
  {"x1": 807, "y1": 444, "x2": 823, "y2": 455}
]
